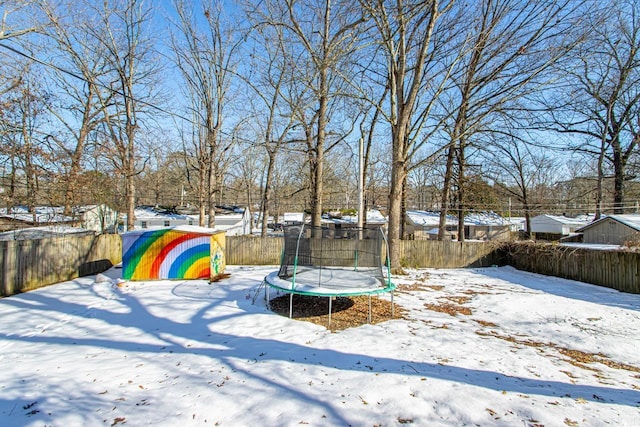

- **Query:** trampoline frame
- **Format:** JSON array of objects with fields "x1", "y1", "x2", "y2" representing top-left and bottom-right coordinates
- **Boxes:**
[{"x1": 261, "y1": 224, "x2": 396, "y2": 327}]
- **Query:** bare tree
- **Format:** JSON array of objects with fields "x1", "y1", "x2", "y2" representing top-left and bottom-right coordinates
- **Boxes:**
[
  {"x1": 360, "y1": 0, "x2": 454, "y2": 270},
  {"x1": 484, "y1": 133, "x2": 561, "y2": 235},
  {"x1": 88, "y1": 0, "x2": 159, "y2": 231},
  {"x1": 248, "y1": 0, "x2": 368, "y2": 228},
  {"x1": 437, "y1": 0, "x2": 584, "y2": 241},
  {"x1": 0, "y1": 1, "x2": 43, "y2": 110},
  {"x1": 549, "y1": 0, "x2": 640, "y2": 215},
  {"x1": 0, "y1": 0, "x2": 39, "y2": 42},
  {"x1": 0, "y1": 73, "x2": 49, "y2": 215},
  {"x1": 237, "y1": 17, "x2": 297, "y2": 235},
  {"x1": 170, "y1": 0, "x2": 242, "y2": 228},
  {"x1": 38, "y1": 0, "x2": 113, "y2": 215}
]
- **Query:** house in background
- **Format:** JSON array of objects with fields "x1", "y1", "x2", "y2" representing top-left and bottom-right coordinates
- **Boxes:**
[
  {"x1": 74, "y1": 205, "x2": 119, "y2": 233},
  {"x1": 208, "y1": 210, "x2": 253, "y2": 236},
  {"x1": 576, "y1": 214, "x2": 640, "y2": 245},
  {"x1": 405, "y1": 210, "x2": 458, "y2": 240},
  {"x1": 323, "y1": 209, "x2": 388, "y2": 227},
  {"x1": 405, "y1": 210, "x2": 511, "y2": 241},
  {"x1": 283, "y1": 212, "x2": 305, "y2": 225},
  {"x1": 463, "y1": 211, "x2": 511, "y2": 241},
  {"x1": 528, "y1": 214, "x2": 592, "y2": 240},
  {"x1": 0, "y1": 225, "x2": 94, "y2": 241},
  {"x1": 133, "y1": 206, "x2": 196, "y2": 230},
  {"x1": 0, "y1": 206, "x2": 73, "y2": 232},
  {"x1": 0, "y1": 205, "x2": 117, "y2": 233},
  {"x1": 345, "y1": 209, "x2": 387, "y2": 226},
  {"x1": 133, "y1": 206, "x2": 252, "y2": 236},
  {"x1": 505, "y1": 217, "x2": 526, "y2": 232}
]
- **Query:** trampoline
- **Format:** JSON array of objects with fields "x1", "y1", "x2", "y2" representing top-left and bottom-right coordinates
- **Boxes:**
[{"x1": 261, "y1": 223, "x2": 396, "y2": 326}]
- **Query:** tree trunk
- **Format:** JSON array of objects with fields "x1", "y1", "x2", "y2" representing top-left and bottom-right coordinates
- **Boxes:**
[
  {"x1": 439, "y1": 142, "x2": 456, "y2": 240},
  {"x1": 457, "y1": 141, "x2": 465, "y2": 242},
  {"x1": 261, "y1": 150, "x2": 276, "y2": 237},
  {"x1": 388, "y1": 123, "x2": 407, "y2": 271}
]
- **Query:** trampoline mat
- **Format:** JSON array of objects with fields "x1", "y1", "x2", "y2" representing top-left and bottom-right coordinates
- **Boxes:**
[{"x1": 264, "y1": 268, "x2": 393, "y2": 296}]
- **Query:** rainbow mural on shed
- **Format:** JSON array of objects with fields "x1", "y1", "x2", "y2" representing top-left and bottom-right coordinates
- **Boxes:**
[{"x1": 121, "y1": 226, "x2": 225, "y2": 281}]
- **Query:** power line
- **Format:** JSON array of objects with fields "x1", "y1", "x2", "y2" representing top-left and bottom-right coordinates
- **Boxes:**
[{"x1": 0, "y1": 41, "x2": 258, "y2": 145}]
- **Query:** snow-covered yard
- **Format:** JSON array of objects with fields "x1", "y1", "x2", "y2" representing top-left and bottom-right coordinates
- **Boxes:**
[{"x1": 0, "y1": 265, "x2": 639, "y2": 426}]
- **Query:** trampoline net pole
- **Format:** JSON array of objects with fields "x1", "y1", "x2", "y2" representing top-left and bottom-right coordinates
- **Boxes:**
[
  {"x1": 291, "y1": 224, "x2": 305, "y2": 290},
  {"x1": 354, "y1": 249, "x2": 358, "y2": 271},
  {"x1": 381, "y1": 227, "x2": 392, "y2": 287}
]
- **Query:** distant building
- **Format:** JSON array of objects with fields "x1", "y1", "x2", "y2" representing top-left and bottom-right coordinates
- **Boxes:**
[
  {"x1": 74, "y1": 205, "x2": 119, "y2": 233},
  {"x1": 576, "y1": 214, "x2": 640, "y2": 245},
  {"x1": 208, "y1": 210, "x2": 253, "y2": 236},
  {"x1": 0, "y1": 205, "x2": 117, "y2": 234},
  {"x1": 505, "y1": 217, "x2": 526, "y2": 232},
  {"x1": 463, "y1": 212, "x2": 511, "y2": 241},
  {"x1": 0, "y1": 206, "x2": 74, "y2": 232},
  {"x1": 405, "y1": 210, "x2": 458, "y2": 240},
  {"x1": 132, "y1": 206, "x2": 252, "y2": 236},
  {"x1": 529, "y1": 214, "x2": 592, "y2": 239},
  {"x1": 322, "y1": 209, "x2": 387, "y2": 226},
  {"x1": 405, "y1": 210, "x2": 510, "y2": 241},
  {"x1": 133, "y1": 206, "x2": 196, "y2": 230},
  {"x1": 0, "y1": 225, "x2": 94, "y2": 241},
  {"x1": 283, "y1": 212, "x2": 305, "y2": 225}
]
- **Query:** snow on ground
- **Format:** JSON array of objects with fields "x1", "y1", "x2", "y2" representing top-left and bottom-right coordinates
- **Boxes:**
[{"x1": 0, "y1": 265, "x2": 639, "y2": 426}]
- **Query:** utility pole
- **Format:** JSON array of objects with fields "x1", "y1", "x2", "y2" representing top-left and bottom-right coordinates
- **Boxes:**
[{"x1": 357, "y1": 137, "x2": 364, "y2": 230}]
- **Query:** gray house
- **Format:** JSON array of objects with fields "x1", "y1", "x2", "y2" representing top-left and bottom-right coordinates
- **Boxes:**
[{"x1": 576, "y1": 214, "x2": 640, "y2": 245}]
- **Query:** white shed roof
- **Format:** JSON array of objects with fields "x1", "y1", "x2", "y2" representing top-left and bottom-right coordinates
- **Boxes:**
[{"x1": 532, "y1": 214, "x2": 591, "y2": 226}]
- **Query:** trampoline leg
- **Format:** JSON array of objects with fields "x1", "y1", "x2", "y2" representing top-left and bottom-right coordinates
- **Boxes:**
[
  {"x1": 391, "y1": 291, "x2": 395, "y2": 318},
  {"x1": 289, "y1": 293, "x2": 293, "y2": 319},
  {"x1": 328, "y1": 297, "x2": 332, "y2": 328}
]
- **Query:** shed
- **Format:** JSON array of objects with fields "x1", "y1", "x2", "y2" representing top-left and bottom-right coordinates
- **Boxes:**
[
  {"x1": 576, "y1": 214, "x2": 640, "y2": 245},
  {"x1": 529, "y1": 214, "x2": 590, "y2": 236},
  {"x1": 121, "y1": 225, "x2": 225, "y2": 281}
]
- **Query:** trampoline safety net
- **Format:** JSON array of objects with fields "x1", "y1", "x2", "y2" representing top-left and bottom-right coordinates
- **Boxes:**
[{"x1": 277, "y1": 224, "x2": 389, "y2": 288}]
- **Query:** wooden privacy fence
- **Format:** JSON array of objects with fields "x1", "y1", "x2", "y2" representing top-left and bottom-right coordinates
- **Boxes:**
[
  {"x1": 394, "y1": 239, "x2": 505, "y2": 268},
  {"x1": 506, "y1": 242, "x2": 640, "y2": 294},
  {"x1": 224, "y1": 236, "x2": 506, "y2": 268},
  {"x1": 1, "y1": 234, "x2": 121, "y2": 297},
  {"x1": 225, "y1": 235, "x2": 284, "y2": 265},
  {"x1": 2, "y1": 234, "x2": 639, "y2": 297},
  {"x1": 225, "y1": 238, "x2": 640, "y2": 293}
]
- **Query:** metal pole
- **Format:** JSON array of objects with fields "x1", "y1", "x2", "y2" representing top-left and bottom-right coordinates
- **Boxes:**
[
  {"x1": 289, "y1": 293, "x2": 293, "y2": 319},
  {"x1": 357, "y1": 137, "x2": 364, "y2": 230}
]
